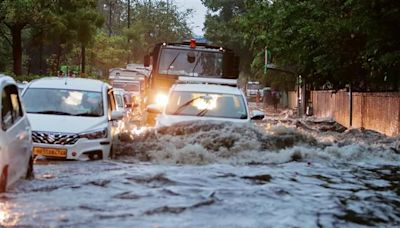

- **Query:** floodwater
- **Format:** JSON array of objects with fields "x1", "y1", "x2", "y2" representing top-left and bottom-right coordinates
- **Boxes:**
[{"x1": 1, "y1": 109, "x2": 400, "y2": 227}]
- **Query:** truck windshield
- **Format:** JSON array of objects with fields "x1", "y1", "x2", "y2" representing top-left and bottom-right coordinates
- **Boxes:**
[{"x1": 158, "y1": 48, "x2": 223, "y2": 77}]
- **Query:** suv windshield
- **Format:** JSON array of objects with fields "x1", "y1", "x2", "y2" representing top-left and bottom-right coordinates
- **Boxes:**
[
  {"x1": 159, "y1": 48, "x2": 223, "y2": 77},
  {"x1": 166, "y1": 91, "x2": 247, "y2": 119},
  {"x1": 23, "y1": 88, "x2": 104, "y2": 117}
]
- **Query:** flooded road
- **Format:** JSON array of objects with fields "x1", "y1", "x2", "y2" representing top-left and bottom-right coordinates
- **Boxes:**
[{"x1": 1, "y1": 108, "x2": 400, "y2": 227}]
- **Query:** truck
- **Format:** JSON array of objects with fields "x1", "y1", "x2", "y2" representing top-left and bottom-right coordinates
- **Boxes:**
[
  {"x1": 143, "y1": 39, "x2": 240, "y2": 106},
  {"x1": 109, "y1": 67, "x2": 149, "y2": 108}
]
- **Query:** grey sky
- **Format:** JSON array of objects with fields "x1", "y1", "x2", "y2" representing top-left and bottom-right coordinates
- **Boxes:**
[{"x1": 174, "y1": 0, "x2": 207, "y2": 36}]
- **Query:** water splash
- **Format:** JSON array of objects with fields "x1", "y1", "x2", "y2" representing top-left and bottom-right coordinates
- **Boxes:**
[{"x1": 116, "y1": 120, "x2": 400, "y2": 165}]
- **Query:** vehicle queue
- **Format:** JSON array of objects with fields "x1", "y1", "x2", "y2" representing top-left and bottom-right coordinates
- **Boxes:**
[{"x1": 0, "y1": 39, "x2": 269, "y2": 193}]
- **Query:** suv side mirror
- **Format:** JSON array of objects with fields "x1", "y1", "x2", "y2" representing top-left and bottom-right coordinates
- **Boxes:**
[
  {"x1": 111, "y1": 110, "x2": 124, "y2": 120},
  {"x1": 144, "y1": 55, "x2": 150, "y2": 67}
]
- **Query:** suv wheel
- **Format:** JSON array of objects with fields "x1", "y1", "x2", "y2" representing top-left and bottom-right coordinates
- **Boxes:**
[
  {"x1": 26, "y1": 156, "x2": 34, "y2": 179},
  {"x1": 0, "y1": 165, "x2": 8, "y2": 193}
]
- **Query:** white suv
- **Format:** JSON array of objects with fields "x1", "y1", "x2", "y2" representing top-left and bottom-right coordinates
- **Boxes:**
[
  {"x1": 0, "y1": 75, "x2": 33, "y2": 192},
  {"x1": 148, "y1": 77, "x2": 264, "y2": 127},
  {"x1": 22, "y1": 77, "x2": 123, "y2": 160}
]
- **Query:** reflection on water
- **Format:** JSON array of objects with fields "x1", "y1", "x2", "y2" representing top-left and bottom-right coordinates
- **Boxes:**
[
  {"x1": 0, "y1": 161, "x2": 398, "y2": 227},
  {"x1": 0, "y1": 201, "x2": 18, "y2": 226}
]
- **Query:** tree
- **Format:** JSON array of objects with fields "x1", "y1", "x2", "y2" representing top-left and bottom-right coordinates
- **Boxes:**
[
  {"x1": 204, "y1": 0, "x2": 400, "y2": 91},
  {"x1": 202, "y1": 0, "x2": 253, "y2": 76},
  {"x1": 0, "y1": 0, "x2": 50, "y2": 75},
  {"x1": 123, "y1": 0, "x2": 192, "y2": 63},
  {"x1": 87, "y1": 32, "x2": 129, "y2": 77}
]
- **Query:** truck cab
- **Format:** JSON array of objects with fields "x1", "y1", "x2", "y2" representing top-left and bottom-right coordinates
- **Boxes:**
[{"x1": 144, "y1": 39, "x2": 239, "y2": 107}]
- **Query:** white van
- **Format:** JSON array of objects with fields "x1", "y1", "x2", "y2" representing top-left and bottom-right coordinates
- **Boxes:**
[
  {"x1": 22, "y1": 77, "x2": 123, "y2": 160},
  {"x1": 0, "y1": 75, "x2": 33, "y2": 192},
  {"x1": 147, "y1": 77, "x2": 265, "y2": 127}
]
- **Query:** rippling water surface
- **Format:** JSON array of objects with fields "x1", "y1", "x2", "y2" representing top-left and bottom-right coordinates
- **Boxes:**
[{"x1": 1, "y1": 112, "x2": 400, "y2": 227}]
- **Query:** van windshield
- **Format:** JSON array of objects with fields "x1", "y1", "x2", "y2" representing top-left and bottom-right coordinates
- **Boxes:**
[
  {"x1": 166, "y1": 91, "x2": 247, "y2": 119},
  {"x1": 23, "y1": 88, "x2": 104, "y2": 117}
]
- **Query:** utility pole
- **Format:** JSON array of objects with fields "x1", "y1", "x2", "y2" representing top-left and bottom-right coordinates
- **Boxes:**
[
  {"x1": 108, "y1": 0, "x2": 113, "y2": 37},
  {"x1": 127, "y1": 0, "x2": 131, "y2": 64}
]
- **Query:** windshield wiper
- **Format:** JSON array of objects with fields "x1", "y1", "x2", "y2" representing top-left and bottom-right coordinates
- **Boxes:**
[
  {"x1": 29, "y1": 110, "x2": 73, "y2": 115},
  {"x1": 196, "y1": 108, "x2": 209, "y2": 117},
  {"x1": 73, "y1": 112, "x2": 101, "y2": 117},
  {"x1": 173, "y1": 96, "x2": 203, "y2": 115},
  {"x1": 166, "y1": 52, "x2": 180, "y2": 75}
]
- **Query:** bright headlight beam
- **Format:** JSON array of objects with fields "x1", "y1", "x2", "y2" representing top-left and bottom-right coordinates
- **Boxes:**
[{"x1": 155, "y1": 93, "x2": 168, "y2": 107}]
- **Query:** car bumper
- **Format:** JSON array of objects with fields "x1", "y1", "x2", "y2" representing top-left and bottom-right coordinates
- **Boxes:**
[
  {"x1": 33, "y1": 138, "x2": 111, "y2": 160},
  {"x1": 156, "y1": 115, "x2": 251, "y2": 128}
]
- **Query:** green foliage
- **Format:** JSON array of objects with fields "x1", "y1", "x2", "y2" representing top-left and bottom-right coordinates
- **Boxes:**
[
  {"x1": 14, "y1": 74, "x2": 42, "y2": 82},
  {"x1": 202, "y1": 0, "x2": 253, "y2": 75},
  {"x1": 0, "y1": 0, "x2": 192, "y2": 77},
  {"x1": 87, "y1": 32, "x2": 129, "y2": 76},
  {"x1": 203, "y1": 0, "x2": 400, "y2": 91}
]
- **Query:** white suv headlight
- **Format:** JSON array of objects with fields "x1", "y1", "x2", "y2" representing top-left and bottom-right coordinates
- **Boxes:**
[{"x1": 79, "y1": 128, "x2": 108, "y2": 139}]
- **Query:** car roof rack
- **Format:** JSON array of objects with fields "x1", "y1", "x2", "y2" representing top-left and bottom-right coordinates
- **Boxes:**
[{"x1": 177, "y1": 76, "x2": 237, "y2": 87}]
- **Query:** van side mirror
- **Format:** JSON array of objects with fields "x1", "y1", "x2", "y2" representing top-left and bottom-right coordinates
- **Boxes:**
[
  {"x1": 251, "y1": 110, "x2": 265, "y2": 120},
  {"x1": 144, "y1": 55, "x2": 150, "y2": 67}
]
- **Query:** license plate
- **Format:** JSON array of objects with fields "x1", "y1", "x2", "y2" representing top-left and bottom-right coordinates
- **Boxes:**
[{"x1": 33, "y1": 147, "x2": 67, "y2": 158}]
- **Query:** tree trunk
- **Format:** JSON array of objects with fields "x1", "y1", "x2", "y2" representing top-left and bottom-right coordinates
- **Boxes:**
[
  {"x1": 81, "y1": 43, "x2": 86, "y2": 75},
  {"x1": 127, "y1": 0, "x2": 131, "y2": 64},
  {"x1": 55, "y1": 41, "x2": 62, "y2": 75},
  {"x1": 108, "y1": 1, "x2": 113, "y2": 37},
  {"x1": 10, "y1": 25, "x2": 23, "y2": 76}
]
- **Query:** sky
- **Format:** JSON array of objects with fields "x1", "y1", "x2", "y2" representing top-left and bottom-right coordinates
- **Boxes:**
[{"x1": 174, "y1": 0, "x2": 207, "y2": 36}]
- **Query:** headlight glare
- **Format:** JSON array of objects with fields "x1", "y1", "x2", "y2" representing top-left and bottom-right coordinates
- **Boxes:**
[{"x1": 155, "y1": 93, "x2": 168, "y2": 107}]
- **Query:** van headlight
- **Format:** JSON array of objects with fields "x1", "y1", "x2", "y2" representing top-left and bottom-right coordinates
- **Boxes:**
[
  {"x1": 79, "y1": 128, "x2": 108, "y2": 139},
  {"x1": 155, "y1": 93, "x2": 168, "y2": 107}
]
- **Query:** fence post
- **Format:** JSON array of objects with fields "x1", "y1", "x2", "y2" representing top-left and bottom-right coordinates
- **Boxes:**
[
  {"x1": 348, "y1": 83, "x2": 352, "y2": 127},
  {"x1": 361, "y1": 93, "x2": 364, "y2": 128},
  {"x1": 398, "y1": 97, "x2": 400, "y2": 135}
]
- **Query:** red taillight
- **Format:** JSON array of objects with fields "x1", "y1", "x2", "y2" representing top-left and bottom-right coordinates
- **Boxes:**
[{"x1": 190, "y1": 39, "x2": 196, "y2": 48}]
